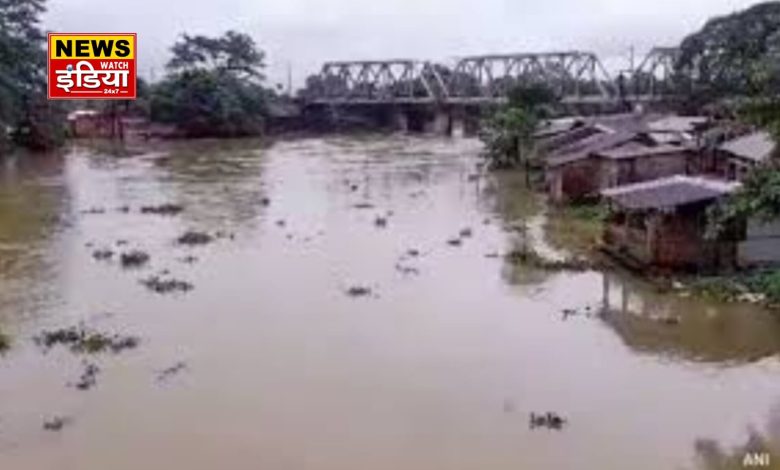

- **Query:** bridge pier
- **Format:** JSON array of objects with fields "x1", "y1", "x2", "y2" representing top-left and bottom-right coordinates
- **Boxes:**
[
  {"x1": 451, "y1": 115, "x2": 465, "y2": 138},
  {"x1": 392, "y1": 110, "x2": 409, "y2": 133},
  {"x1": 427, "y1": 111, "x2": 451, "y2": 135}
]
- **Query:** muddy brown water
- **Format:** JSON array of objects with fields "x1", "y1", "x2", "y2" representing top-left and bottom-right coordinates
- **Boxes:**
[{"x1": 1, "y1": 136, "x2": 780, "y2": 470}]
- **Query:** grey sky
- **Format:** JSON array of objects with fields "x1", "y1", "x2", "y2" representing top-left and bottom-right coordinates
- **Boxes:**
[{"x1": 45, "y1": 0, "x2": 762, "y2": 88}]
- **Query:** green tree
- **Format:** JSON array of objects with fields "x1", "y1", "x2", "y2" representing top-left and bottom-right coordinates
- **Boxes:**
[
  {"x1": 676, "y1": 2, "x2": 780, "y2": 100},
  {"x1": 150, "y1": 31, "x2": 269, "y2": 138},
  {"x1": 479, "y1": 83, "x2": 557, "y2": 170},
  {"x1": 0, "y1": 0, "x2": 65, "y2": 151}
]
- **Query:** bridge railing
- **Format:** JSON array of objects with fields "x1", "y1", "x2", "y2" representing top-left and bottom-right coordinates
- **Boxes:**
[{"x1": 307, "y1": 48, "x2": 682, "y2": 105}]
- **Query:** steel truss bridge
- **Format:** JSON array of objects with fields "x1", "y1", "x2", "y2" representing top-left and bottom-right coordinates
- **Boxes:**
[{"x1": 308, "y1": 48, "x2": 681, "y2": 106}]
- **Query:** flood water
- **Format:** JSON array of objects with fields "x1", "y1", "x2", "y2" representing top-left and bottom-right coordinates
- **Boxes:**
[{"x1": 1, "y1": 135, "x2": 780, "y2": 470}]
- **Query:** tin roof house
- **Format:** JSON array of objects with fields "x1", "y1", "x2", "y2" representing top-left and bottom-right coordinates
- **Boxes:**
[
  {"x1": 601, "y1": 175, "x2": 741, "y2": 271},
  {"x1": 716, "y1": 131, "x2": 776, "y2": 181}
]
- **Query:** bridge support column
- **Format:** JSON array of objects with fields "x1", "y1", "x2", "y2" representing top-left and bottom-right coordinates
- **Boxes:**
[
  {"x1": 428, "y1": 111, "x2": 451, "y2": 135},
  {"x1": 450, "y1": 115, "x2": 465, "y2": 138},
  {"x1": 392, "y1": 110, "x2": 409, "y2": 133}
]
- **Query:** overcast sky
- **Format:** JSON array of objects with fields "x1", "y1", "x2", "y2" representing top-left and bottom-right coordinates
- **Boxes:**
[{"x1": 45, "y1": 0, "x2": 762, "y2": 89}]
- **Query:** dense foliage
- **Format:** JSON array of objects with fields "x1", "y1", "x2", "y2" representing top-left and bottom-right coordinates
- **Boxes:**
[
  {"x1": 150, "y1": 31, "x2": 270, "y2": 137},
  {"x1": 479, "y1": 84, "x2": 557, "y2": 169},
  {"x1": 0, "y1": 0, "x2": 65, "y2": 151},
  {"x1": 677, "y1": 2, "x2": 780, "y2": 99}
]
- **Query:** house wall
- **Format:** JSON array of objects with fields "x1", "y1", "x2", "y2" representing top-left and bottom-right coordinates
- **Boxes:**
[
  {"x1": 70, "y1": 116, "x2": 113, "y2": 138},
  {"x1": 604, "y1": 206, "x2": 736, "y2": 271},
  {"x1": 714, "y1": 150, "x2": 755, "y2": 181},
  {"x1": 600, "y1": 152, "x2": 692, "y2": 189},
  {"x1": 547, "y1": 158, "x2": 601, "y2": 203},
  {"x1": 653, "y1": 209, "x2": 736, "y2": 271},
  {"x1": 738, "y1": 219, "x2": 780, "y2": 267}
]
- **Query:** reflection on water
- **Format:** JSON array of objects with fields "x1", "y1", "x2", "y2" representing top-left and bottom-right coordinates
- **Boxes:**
[
  {"x1": 0, "y1": 152, "x2": 69, "y2": 328},
  {"x1": 0, "y1": 135, "x2": 779, "y2": 470},
  {"x1": 600, "y1": 271, "x2": 780, "y2": 365}
]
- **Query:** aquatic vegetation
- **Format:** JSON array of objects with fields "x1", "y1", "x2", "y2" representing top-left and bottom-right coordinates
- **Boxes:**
[
  {"x1": 140, "y1": 203, "x2": 184, "y2": 215},
  {"x1": 156, "y1": 361, "x2": 188, "y2": 383},
  {"x1": 345, "y1": 286, "x2": 373, "y2": 298},
  {"x1": 120, "y1": 250, "x2": 150, "y2": 268},
  {"x1": 504, "y1": 247, "x2": 591, "y2": 272},
  {"x1": 141, "y1": 276, "x2": 194, "y2": 294},
  {"x1": 72, "y1": 362, "x2": 100, "y2": 391},
  {"x1": 43, "y1": 416, "x2": 73, "y2": 432},
  {"x1": 544, "y1": 202, "x2": 606, "y2": 256},
  {"x1": 92, "y1": 249, "x2": 114, "y2": 261},
  {"x1": 35, "y1": 326, "x2": 139, "y2": 355},
  {"x1": 686, "y1": 270, "x2": 780, "y2": 307},
  {"x1": 177, "y1": 231, "x2": 214, "y2": 246}
]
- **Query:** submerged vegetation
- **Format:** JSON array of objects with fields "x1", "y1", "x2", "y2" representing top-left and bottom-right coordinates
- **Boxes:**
[{"x1": 35, "y1": 326, "x2": 139, "y2": 354}]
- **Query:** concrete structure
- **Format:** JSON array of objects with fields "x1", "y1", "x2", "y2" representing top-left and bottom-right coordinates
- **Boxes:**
[
  {"x1": 601, "y1": 176, "x2": 741, "y2": 271},
  {"x1": 304, "y1": 48, "x2": 686, "y2": 135}
]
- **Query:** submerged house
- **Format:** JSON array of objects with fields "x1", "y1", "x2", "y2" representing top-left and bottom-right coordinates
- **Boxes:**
[
  {"x1": 544, "y1": 114, "x2": 713, "y2": 203},
  {"x1": 546, "y1": 136, "x2": 698, "y2": 203},
  {"x1": 601, "y1": 175, "x2": 741, "y2": 271}
]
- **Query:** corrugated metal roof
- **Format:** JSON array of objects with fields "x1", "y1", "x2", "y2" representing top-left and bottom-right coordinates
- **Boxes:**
[
  {"x1": 595, "y1": 142, "x2": 690, "y2": 160},
  {"x1": 648, "y1": 116, "x2": 708, "y2": 133},
  {"x1": 546, "y1": 130, "x2": 636, "y2": 167},
  {"x1": 601, "y1": 175, "x2": 740, "y2": 210},
  {"x1": 718, "y1": 131, "x2": 776, "y2": 162}
]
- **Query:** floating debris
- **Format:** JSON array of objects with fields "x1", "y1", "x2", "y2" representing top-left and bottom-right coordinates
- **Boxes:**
[
  {"x1": 276, "y1": 219, "x2": 286, "y2": 227},
  {"x1": 177, "y1": 231, "x2": 214, "y2": 246},
  {"x1": 350, "y1": 184, "x2": 359, "y2": 192},
  {"x1": 260, "y1": 197, "x2": 271, "y2": 207},
  {"x1": 459, "y1": 228, "x2": 473, "y2": 238},
  {"x1": 72, "y1": 362, "x2": 100, "y2": 391},
  {"x1": 140, "y1": 276, "x2": 194, "y2": 295},
  {"x1": 345, "y1": 286, "x2": 373, "y2": 298},
  {"x1": 80, "y1": 207, "x2": 106, "y2": 215},
  {"x1": 116, "y1": 205, "x2": 130, "y2": 213},
  {"x1": 395, "y1": 264, "x2": 420, "y2": 276},
  {"x1": 43, "y1": 416, "x2": 72, "y2": 432},
  {"x1": 35, "y1": 327, "x2": 139, "y2": 355},
  {"x1": 406, "y1": 249, "x2": 421, "y2": 258},
  {"x1": 92, "y1": 249, "x2": 114, "y2": 261},
  {"x1": 156, "y1": 361, "x2": 188, "y2": 382},
  {"x1": 374, "y1": 216, "x2": 388, "y2": 228},
  {"x1": 447, "y1": 238, "x2": 462, "y2": 247},
  {"x1": 353, "y1": 202, "x2": 375, "y2": 210},
  {"x1": 120, "y1": 250, "x2": 150, "y2": 268},
  {"x1": 140, "y1": 204, "x2": 184, "y2": 216},
  {"x1": 529, "y1": 412, "x2": 567, "y2": 430}
]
